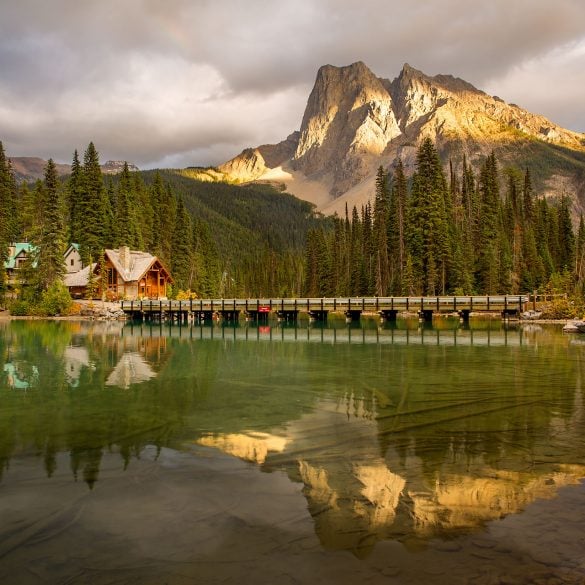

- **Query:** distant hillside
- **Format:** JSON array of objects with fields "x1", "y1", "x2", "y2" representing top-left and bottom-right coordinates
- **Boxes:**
[
  {"x1": 10, "y1": 157, "x2": 139, "y2": 182},
  {"x1": 141, "y1": 170, "x2": 331, "y2": 294}
]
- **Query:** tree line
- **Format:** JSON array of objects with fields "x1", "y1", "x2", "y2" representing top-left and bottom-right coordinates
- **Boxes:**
[
  {"x1": 304, "y1": 138, "x2": 585, "y2": 298},
  {"x1": 0, "y1": 140, "x2": 325, "y2": 304},
  {"x1": 0, "y1": 141, "x2": 232, "y2": 303}
]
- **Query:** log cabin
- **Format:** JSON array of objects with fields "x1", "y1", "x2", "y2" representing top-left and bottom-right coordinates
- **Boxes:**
[{"x1": 64, "y1": 246, "x2": 173, "y2": 300}]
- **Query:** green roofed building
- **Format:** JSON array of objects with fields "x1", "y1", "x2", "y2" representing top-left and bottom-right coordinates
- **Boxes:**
[{"x1": 5, "y1": 243, "x2": 37, "y2": 284}]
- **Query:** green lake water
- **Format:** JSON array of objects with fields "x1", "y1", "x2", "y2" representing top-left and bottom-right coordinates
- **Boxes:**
[{"x1": 1, "y1": 318, "x2": 584, "y2": 584}]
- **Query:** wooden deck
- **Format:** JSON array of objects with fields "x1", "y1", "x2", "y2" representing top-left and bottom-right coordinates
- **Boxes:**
[{"x1": 120, "y1": 295, "x2": 529, "y2": 322}]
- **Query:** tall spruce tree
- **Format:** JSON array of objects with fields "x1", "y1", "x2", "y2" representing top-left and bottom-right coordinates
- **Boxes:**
[
  {"x1": 67, "y1": 150, "x2": 84, "y2": 245},
  {"x1": 79, "y1": 143, "x2": 109, "y2": 264},
  {"x1": 475, "y1": 152, "x2": 502, "y2": 293},
  {"x1": 407, "y1": 138, "x2": 450, "y2": 294},
  {"x1": 372, "y1": 166, "x2": 390, "y2": 296},
  {"x1": 34, "y1": 159, "x2": 66, "y2": 291},
  {"x1": 171, "y1": 197, "x2": 193, "y2": 291},
  {"x1": 389, "y1": 158, "x2": 408, "y2": 294},
  {"x1": 0, "y1": 141, "x2": 19, "y2": 302},
  {"x1": 114, "y1": 162, "x2": 143, "y2": 249}
]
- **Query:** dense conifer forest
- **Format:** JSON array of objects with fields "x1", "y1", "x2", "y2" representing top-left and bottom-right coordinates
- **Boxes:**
[
  {"x1": 0, "y1": 141, "x2": 326, "y2": 304},
  {"x1": 1, "y1": 138, "x2": 584, "y2": 309},
  {"x1": 304, "y1": 138, "x2": 585, "y2": 299}
]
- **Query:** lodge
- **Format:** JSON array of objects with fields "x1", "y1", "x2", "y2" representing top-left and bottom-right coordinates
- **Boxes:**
[
  {"x1": 64, "y1": 246, "x2": 173, "y2": 300},
  {"x1": 5, "y1": 243, "x2": 172, "y2": 300}
]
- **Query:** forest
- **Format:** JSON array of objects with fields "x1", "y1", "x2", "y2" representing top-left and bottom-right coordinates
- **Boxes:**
[
  {"x1": 0, "y1": 141, "x2": 325, "y2": 308},
  {"x1": 304, "y1": 138, "x2": 585, "y2": 302},
  {"x1": 1, "y1": 138, "x2": 584, "y2": 313}
]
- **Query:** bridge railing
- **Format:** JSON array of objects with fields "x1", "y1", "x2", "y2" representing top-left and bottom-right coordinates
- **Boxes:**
[{"x1": 121, "y1": 295, "x2": 529, "y2": 313}]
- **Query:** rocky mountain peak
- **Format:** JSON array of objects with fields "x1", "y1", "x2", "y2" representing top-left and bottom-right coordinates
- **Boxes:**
[
  {"x1": 293, "y1": 61, "x2": 400, "y2": 196},
  {"x1": 217, "y1": 62, "x2": 585, "y2": 214}
]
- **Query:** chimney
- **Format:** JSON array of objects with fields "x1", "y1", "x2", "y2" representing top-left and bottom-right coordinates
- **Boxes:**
[{"x1": 119, "y1": 246, "x2": 131, "y2": 272}]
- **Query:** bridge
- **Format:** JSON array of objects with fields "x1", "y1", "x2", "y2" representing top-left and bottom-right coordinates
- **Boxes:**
[{"x1": 120, "y1": 295, "x2": 529, "y2": 323}]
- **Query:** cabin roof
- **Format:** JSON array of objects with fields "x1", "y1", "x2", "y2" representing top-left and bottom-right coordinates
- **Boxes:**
[
  {"x1": 5, "y1": 242, "x2": 36, "y2": 269},
  {"x1": 63, "y1": 263, "x2": 96, "y2": 288},
  {"x1": 64, "y1": 243, "x2": 80, "y2": 258},
  {"x1": 105, "y1": 248, "x2": 172, "y2": 283}
]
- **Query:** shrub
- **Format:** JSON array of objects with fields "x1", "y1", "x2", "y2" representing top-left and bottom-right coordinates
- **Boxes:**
[
  {"x1": 9, "y1": 300, "x2": 31, "y2": 316},
  {"x1": 540, "y1": 296, "x2": 584, "y2": 320},
  {"x1": 38, "y1": 281, "x2": 73, "y2": 316},
  {"x1": 175, "y1": 289, "x2": 198, "y2": 300}
]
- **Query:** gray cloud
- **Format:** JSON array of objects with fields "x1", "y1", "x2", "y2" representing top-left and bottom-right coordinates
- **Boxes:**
[{"x1": 1, "y1": 0, "x2": 584, "y2": 168}]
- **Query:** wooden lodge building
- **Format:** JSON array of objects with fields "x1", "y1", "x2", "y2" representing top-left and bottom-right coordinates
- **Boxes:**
[{"x1": 64, "y1": 246, "x2": 173, "y2": 300}]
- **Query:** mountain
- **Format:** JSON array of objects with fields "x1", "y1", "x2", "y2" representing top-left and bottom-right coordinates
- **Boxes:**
[
  {"x1": 9, "y1": 157, "x2": 139, "y2": 182},
  {"x1": 9, "y1": 157, "x2": 72, "y2": 183},
  {"x1": 218, "y1": 62, "x2": 585, "y2": 216}
]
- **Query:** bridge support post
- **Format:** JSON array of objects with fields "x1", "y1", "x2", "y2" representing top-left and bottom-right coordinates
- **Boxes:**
[
  {"x1": 502, "y1": 309, "x2": 519, "y2": 321},
  {"x1": 379, "y1": 309, "x2": 398, "y2": 322},
  {"x1": 345, "y1": 310, "x2": 362, "y2": 322},
  {"x1": 308, "y1": 310, "x2": 328, "y2": 322},
  {"x1": 219, "y1": 310, "x2": 240, "y2": 323},
  {"x1": 459, "y1": 309, "x2": 471, "y2": 323},
  {"x1": 277, "y1": 310, "x2": 299, "y2": 323},
  {"x1": 195, "y1": 310, "x2": 214, "y2": 323},
  {"x1": 419, "y1": 309, "x2": 434, "y2": 323}
]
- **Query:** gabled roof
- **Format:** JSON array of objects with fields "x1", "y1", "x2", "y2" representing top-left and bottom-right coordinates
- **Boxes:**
[
  {"x1": 5, "y1": 242, "x2": 36, "y2": 269},
  {"x1": 63, "y1": 263, "x2": 97, "y2": 288},
  {"x1": 105, "y1": 248, "x2": 172, "y2": 283},
  {"x1": 64, "y1": 243, "x2": 80, "y2": 258}
]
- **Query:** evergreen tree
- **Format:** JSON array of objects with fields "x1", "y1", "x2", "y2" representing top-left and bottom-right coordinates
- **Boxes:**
[
  {"x1": 171, "y1": 197, "x2": 193, "y2": 291},
  {"x1": 389, "y1": 159, "x2": 408, "y2": 294},
  {"x1": 0, "y1": 142, "x2": 19, "y2": 303},
  {"x1": 34, "y1": 159, "x2": 66, "y2": 291},
  {"x1": 67, "y1": 150, "x2": 84, "y2": 245},
  {"x1": 407, "y1": 138, "x2": 450, "y2": 294},
  {"x1": 557, "y1": 196, "x2": 575, "y2": 273},
  {"x1": 192, "y1": 219, "x2": 221, "y2": 297},
  {"x1": 114, "y1": 162, "x2": 143, "y2": 249},
  {"x1": 576, "y1": 214, "x2": 585, "y2": 291},
  {"x1": 372, "y1": 166, "x2": 390, "y2": 295},
  {"x1": 79, "y1": 143, "x2": 109, "y2": 264},
  {"x1": 157, "y1": 184, "x2": 176, "y2": 267},
  {"x1": 475, "y1": 152, "x2": 502, "y2": 293}
]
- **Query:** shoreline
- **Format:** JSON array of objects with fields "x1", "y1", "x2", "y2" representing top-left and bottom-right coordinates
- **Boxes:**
[{"x1": 0, "y1": 308, "x2": 576, "y2": 326}]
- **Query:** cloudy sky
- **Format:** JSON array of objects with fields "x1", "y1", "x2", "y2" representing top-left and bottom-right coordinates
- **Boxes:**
[{"x1": 1, "y1": 0, "x2": 584, "y2": 169}]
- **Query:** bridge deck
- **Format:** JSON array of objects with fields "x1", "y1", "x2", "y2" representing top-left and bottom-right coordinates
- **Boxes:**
[{"x1": 121, "y1": 295, "x2": 528, "y2": 314}]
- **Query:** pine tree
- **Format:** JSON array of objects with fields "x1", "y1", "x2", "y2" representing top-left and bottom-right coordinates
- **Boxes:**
[
  {"x1": 171, "y1": 197, "x2": 193, "y2": 291},
  {"x1": 389, "y1": 159, "x2": 408, "y2": 294},
  {"x1": 79, "y1": 143, "x2": 109, "y2": 264},
  {"x1": 0, "y1": 142, "x2": 19, "y2": 303},
  {"x1": 407, "y1": 138, "x2": 450, "y2": 294},
  {"x1": 557, "y1": 196, "x2": 575, "y2": 272},
  {"x1": 67, "y1": 150, "x2": 84, "y2": 245},
  {"x1": 475, "y1": 152, "x2": 502, "y2": 293},
  {"x1": 192, "y1": 219, "x2": 220, "y2": 297},
  {"x1": 372, "y1": 166, "x2": 390, "y2": 295},
  {"x1": 576, "y1": 214, "x2": 585, "y2": 291},
  {"x1": 34, "y1": 159, "x2": 66, "y2": 292},
  {"x1": 114, "y1": 162, "x2": 143, "y2": 249}
]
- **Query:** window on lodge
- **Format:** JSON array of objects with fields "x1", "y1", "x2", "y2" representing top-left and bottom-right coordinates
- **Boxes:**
[{"x1": 107, "y1": 268, "x2": 116, "y2": 288}]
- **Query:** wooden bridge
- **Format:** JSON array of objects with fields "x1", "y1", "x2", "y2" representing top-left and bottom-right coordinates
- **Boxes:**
[{"x1": 120, "y1": 295, "x2": 529, "y2": 323}]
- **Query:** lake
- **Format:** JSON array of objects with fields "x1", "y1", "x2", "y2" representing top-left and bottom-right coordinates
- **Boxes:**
[{"x1": 1, "y1": 317, "x2": 584, "y2": 584}]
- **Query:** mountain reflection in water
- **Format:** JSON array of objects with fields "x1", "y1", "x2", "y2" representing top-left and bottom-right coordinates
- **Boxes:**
[{"x1": 0, "y1": 319, "x2": 584, "y2": 583}]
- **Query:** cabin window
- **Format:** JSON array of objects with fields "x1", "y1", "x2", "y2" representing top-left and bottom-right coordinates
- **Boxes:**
[
  {"x1": 71, "y1": 259, "x2": 74, "y2": 266},
  {"x1": 107, "y1": 268, "x2": 116, "y2": 288}
]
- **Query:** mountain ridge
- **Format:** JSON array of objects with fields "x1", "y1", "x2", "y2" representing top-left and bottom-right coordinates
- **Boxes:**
[
  {"x1": 218, "y1": 62, "x2": 585, "y2": 215},
  {"x1": 10, "y1": 157, "x2": 140, "y2": 182}
]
